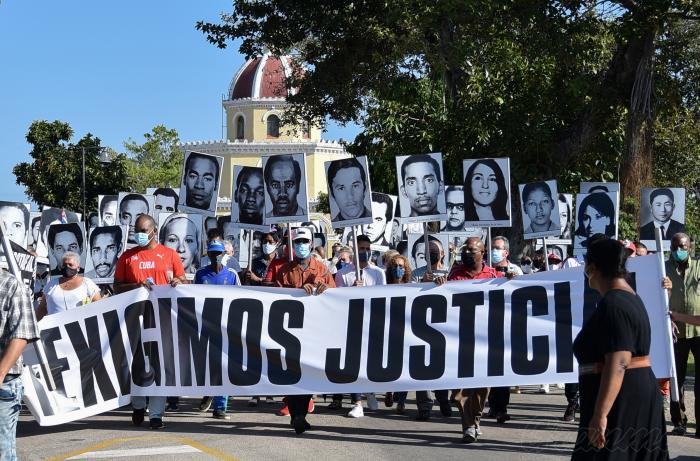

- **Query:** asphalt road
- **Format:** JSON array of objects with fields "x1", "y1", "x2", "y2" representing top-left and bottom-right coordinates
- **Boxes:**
[{"x1": 16, "y1": 384, "x2": 698, "y2": 461}]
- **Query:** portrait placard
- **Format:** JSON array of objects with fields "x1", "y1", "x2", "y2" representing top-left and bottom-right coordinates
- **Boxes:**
[
  {"x1": 406, "y1": 232, "x2": 450, "y2": 273},
  {"x1": 178, "y1": 151, "x2": 224, "y2": 217},
  {"x1": 231, "y1": 165, "x2": 270, "y2": 231},
  {"x1": 36, "y1": 207, "x2": 82, "y2": 259},
  {"x1": 546, "y1": 193, "x2": 574, "y2": 245},
  {"x1": 117, "y1": 193, "x2": 155, "y2": 246},
  {"x1": 573, "y1": 191, "x2": 619, "y2": 256},
  {"x1": 518, "y1": 180, "x2": 561, "y2": 240},
  {"x1": 158, "y1": 212, "x2": 204, "y2": 280},
  {"x1": 262, "y1": 153, "x2": 310, "y2": 224},
  {"x1": 326, "y1": 156, "x2": 373, "y2": 229},
  {"x1": 462, "y1": 158, "x2": 512, "y2": 228},
  {"x1": 47, "y1": 222, "x2": 87, "y2": 276},
  {"x1": 98, "y1": 195, "x2": 118, "y2": 226},
  {"x1": 0, "y1": 201, "x2": 31, "y2": 248},
  {"x1": 84, "y1": 225, "x2": 128, "y2": 284},
  {"x1": 579, "y1": 182, "x2": 620, "y2": 193},
  {"x1": 28, "y1": 211, "x2": 41, "y2": 250},
  {"x1": 395, "y1": 153, "x2": 447, "y2": 224},
  {"x1": 147, "y1": 187, "x2": 179, "y2": 216},
  {"x1": 639, "y1": 187, "x2": 686, "y2": 251}
]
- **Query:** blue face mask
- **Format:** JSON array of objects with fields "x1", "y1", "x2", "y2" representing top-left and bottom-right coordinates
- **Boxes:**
[
  {"x1": 491, "y1": 249, "x2": 505, "y2": 264},
  {"x1": 336, "y1": 260, "x2": 348, "y2": 270},
  {"x1": 393, "y1": 266, "x2": 405, "y2": 279},
  {"x1": 135, "y1": 231, "x2": 152, "y2": 247},
  {"x1": 294, "y1": 242, "x2": 311, "y2": 259},
  {"x1": 673, "y1": 249, "x2": 689, "y2": 262}
]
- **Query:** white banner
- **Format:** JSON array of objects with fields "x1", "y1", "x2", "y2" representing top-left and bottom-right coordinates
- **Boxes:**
[{"x1": 21, "y1": 255, "x2": 675, "y2": 426}]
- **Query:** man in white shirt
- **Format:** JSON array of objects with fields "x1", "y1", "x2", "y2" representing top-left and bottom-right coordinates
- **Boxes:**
[
  {"x1": 330, "y1": 234, "x2": 385, "y2": 417},
  {"x1": 490, "y1": 236, "x2": 523, "y2": 278}
]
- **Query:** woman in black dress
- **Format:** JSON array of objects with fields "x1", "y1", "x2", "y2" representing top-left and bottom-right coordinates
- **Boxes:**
[{"x1": 572, "y1": 236, "x2": 668, "y2": 460}]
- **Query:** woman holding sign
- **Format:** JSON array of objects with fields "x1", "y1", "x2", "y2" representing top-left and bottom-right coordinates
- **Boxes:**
[{"x1": 572, "y1": 236, "x2": 667, "y2": 459}]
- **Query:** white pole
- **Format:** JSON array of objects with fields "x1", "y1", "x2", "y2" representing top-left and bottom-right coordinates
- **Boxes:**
[
  {"x1": 542, "y1": 238, "x2": 549, "y2": 271},
  {"x1": 352, "y1": 226, "x2": 361, "y2": 282},
  {"x1": 423, "y1": 222, "x2": 432, "y2": 275},
  {"x1": 655, "y1": 227, "x2": 679, "y2": 402}
]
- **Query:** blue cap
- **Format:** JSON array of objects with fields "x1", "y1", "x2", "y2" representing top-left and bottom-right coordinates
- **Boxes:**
[{"x1": 207, "y1": 240, "x2": 225, "y2": 253}]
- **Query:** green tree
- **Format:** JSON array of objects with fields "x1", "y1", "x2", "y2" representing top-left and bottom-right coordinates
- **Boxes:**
[
  {"x1": 314, "y1": 191, "x2": 331, "y2": 214},
  {"x1": 13, "y1": 120, "x2": 129, "y2": 215},
  {"x1": 124, "y1": 125, "x2": 184, "y2": 192}
]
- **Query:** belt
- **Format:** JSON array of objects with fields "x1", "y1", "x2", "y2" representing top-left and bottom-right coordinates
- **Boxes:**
[
  {"x1": 579, "y1": 355, "x2": 651, "y2": 376},
  {"x1": 3, "y1": 374, "x2": 20, "y2": 383}
]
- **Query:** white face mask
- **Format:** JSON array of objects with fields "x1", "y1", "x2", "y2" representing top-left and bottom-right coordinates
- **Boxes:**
[
  {"x1": 521, "y1": 264, "x2": 532, "y2": 274},
  {"x1": 262, "y1": 243, "x2": 277, "y2": 255}
]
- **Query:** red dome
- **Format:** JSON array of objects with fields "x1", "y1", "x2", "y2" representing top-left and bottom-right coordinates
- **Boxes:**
[{"x1": 229, "y1": 53, "x2": 296, "y2": 100}]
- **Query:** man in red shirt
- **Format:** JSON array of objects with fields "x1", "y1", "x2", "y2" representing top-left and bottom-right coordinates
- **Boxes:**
[
  {"x1": 435, "y1": 237, "x2": 502, "y2": 444},
  {"x1": 114, "y1": 214, "x2": 186, "y2": 430}
]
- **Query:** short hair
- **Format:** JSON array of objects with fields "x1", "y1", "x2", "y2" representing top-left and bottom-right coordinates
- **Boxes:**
[
  {"x1": 411, "y1": 235, "x2": 442, "y2": 259},
  {"x1": 263, "y1": 231, "x2": 280, "y2": 243},
  {"x1": 585, "y1": 236, "x2": 628, "y2": 279},
  {"x1": 120, "y1": 194, "x2": 149, "y2": 212},
  {"x1": 207, "y1": 226, "x2": 223, "y2": 241},
  {"x1": 521, "y1": 182, "x2": 552, "y2": 206},
  {"x1": 48, "y1": 223, "x2": 83, "y2": 251},
  {"x1": 153, "y1": 188, "x2": 179, "y2": 202},
  {"x1": 185, "y1": 152, "x2": 220, "y2": 183},
  {"x1": 327, "y1": 158, "x2": 366, "y2": 198},
  {"x1": 445, "y1": 185, "x2": 464, "y2": 196},
  {"x1": 588, "y1": 185, "x2": 609, "y2": 193},
  {"x1": 90, "y1": 226, "x2": 123, "y2": 248},
  {"x1": 236, "y1": 166, "x2": 262, "y2": 190},
  {"x1": 492, "y1": 235, "x2": 509, "y2": 252},
  {"x1": 0, "y1": 202, "x2": 29, "y2": 229},
  {"x1": 135, "y1": 214, "x2": 157, "y2": 230},
  {"x1": 31, "y1": 216, "x2": 41, "y2": 228},
  {"x1": 400, "y1": 154, "x2": 442, "y2": 185},
  {"x1": 371, "y1": 192, "x2": 393, "y2": 221},
  {"x1": 264, "y1": 155, "x2": 301, "y2": 188},
  {"x1": 650, "y1": 188, "x2": 674, "y2": 205},
  {"x1": 635, "y1": 241, "x2": 647, "y2": 251},
  {"x1": 61, "y1": 251, "x2": 81, "y2": 264},
  {"x1": 356, "y1": 234, "x2": 371, "y2": 245},
  {"x1": 99, "y1": 196, "x2": 117, "y2": 215}
]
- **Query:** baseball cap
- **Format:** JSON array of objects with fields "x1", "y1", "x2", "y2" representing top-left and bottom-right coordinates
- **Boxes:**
[
  {"x1": 292, "y1": 227, "x2": 313, "y2": 242},
  {"x1": 547, "y1": 252, "x2": 562, "y2": 262},
  {"x1": 207, "y1": 240, "x2": 225, "y2": 253}
]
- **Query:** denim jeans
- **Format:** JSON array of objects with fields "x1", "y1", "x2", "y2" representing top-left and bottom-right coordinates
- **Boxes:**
[
  {"x1": 0, "y1": 377, "x2": 23, "y2": 461},
  {"x1": 131, "y1": 396, "x2": 166, "y2": 419},
  {"x1": 213, "y1": 396, "x2": 228, "y2": 411}
]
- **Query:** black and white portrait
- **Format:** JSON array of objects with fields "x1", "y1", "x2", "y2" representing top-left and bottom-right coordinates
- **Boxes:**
[
  {"x1": 462, "y1": 157, "x2": 512, "y2": 227},
  {"x1": 232, "y1": 166, "x2": 268, "y2": 231},
  {"x1": 395, "y1": 153, "x2": 447, "y2": 223},
  {"x1": 47, "y1": 222, "x2": 86, "y2": 276},
  {"x1": 262, "y1": 153, "x2": 309, "y2": 224},
  {"x1": 519, "y1": 180, "x2": 561, "y2": 240},
  {"x1": 339, "y1": 193, "x2": 396, "y2": 251},
  {"x1": 546, "y1": 193, "x2": 574, "y2": 244},
  {"x1": 441, "y1": 185, "x2": 466, "y2": 231},
  {"x1": 0, "y1": 201, "x2": 30, "y2": 248},
  {"x1": 36, "y1": 207, "x2": 82, "y2": 259},
  {"x1": 158, "y1": 212, "x2": 203, "y2": 279},
  {"x1": 117, "y1": 193, "x2": 155, "y2": 246},
  {"x1": 579, "y1": 182, "x2": 620, "y2": 194},
  {"x1": 27, "y1": 211, "x2": 41, "y2": 250},
  {"x1": 407, "y1": 232, "x2": 450, "y2": 272},
  {"x1": 147, "y1": 187, "x2": 179, "y2": 214},
  {"x1": 326, "y1": 156, "x2": 373, "y2": 229},
  {"x1": 178, "y1": 151, "x2": 224, "y2": 216},
  {"x1": 574, "y1": 191, "x2": 619, "y2": 254},
  {"x1": 221, "y1": 221, "x2": 241, "y2": 258},
  {"x1": 84, "y1": 225, "x2": 127, "y2": 283},
  {"x1": 98, "y1": 195, "x2": 118, "y2": 226},
  {"x1": 639, "y1": 187, "x2": 685, "y2": 251}
]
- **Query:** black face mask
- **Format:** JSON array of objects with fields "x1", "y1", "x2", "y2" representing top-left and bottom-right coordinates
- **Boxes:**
[
  {"x1": 62, "y1": 265, "x2": 79, "y2": 278},
  {"x1": 429, "y1": 251, "x2": 441, "y2": 265},
  {"x1": 358, "y1": 251, "x2": 371, "y2": 263},
  {"x1": 461, "y1": 252, "x2": 477, "y2": 267}
]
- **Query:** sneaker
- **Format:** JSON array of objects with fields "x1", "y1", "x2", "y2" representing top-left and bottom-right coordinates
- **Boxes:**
[
  {"x1": 396, "y1": 402, "x2": 405, "y2": 415},
  {"x1": 496, "y1": 412, "x2": 510, "y2": 424},
  {"x1": 265, "y1": 397, "x2": 275, "y2": 404},
  {"x1": 384, "y1": 392, "x2": 394, "y2": 407},
  {"x1": 439, "y1": 400, "x2": 452, "y2": 417},
  {"x1": 308, "y1": 398, "x2": 315, "y2": 413},
  {"x1": 462, "y1": 427, "x2": 477, "y2": 444},
  {"x1": 149, "y1": 418, "x2": 164, "y2": 430},
  {"x1": 248, "y1": 398, "x2": 258, "y2": 407},
  {"x1": 213, "y1": 409, "x2": 230, "y2": 420},
  {"x1": 292, "y1": 416, "x2": 307, "y2": 434},
  {"x1": 131, "y1": 408, "x2": 145, "y2": 426},
  {"x1": 327, "y1": 399, "x2": 343, "y2": 410},
  {"x1": 199, "y1": 396, "x2": 213, "y2": 412},
  {"x1": 165, "y1": 402, "x2": 178, "y2": 412},
  {"x1": 671, "y1": 425, "x2": 686, "y2": 436},
  {"x1": 366, "y1": 393, "x2": 379, "y2": 411},
  {"x1": 276, "y1": 405, "x2": 289, "y2": 416},
  {"x1": 563, "y1": 401, "x2": 577, "y2": 422},
  {"x1": 475, "y1": 426, "x2": 483, "y2": 436},
  {"x1": 539, "y1": 384, "x2": 550, "y2": 394},
  {"x1": 348, "y1": 404, "x2": 364, "y2": 418}
]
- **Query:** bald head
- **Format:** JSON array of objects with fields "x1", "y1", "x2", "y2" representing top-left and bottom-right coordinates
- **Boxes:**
[
  {"x1": 462, "y1": 236, "x2": 485, "y2": 269},
  {"x1": 466, "y1": 237, "x2": 484, "y2": 252},
  {"x1": 135, "y1": 214, "x2": 156, "y2": 232}
]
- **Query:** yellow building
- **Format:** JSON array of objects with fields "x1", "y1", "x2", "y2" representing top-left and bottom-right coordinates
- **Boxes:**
[{"x1": 180, "y1": 52, "x2": 350, "y2": 215}]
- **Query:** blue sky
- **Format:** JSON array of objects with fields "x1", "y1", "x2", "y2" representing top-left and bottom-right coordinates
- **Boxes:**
[{"x1": 0, "y1": 1, "x2": 360, "y2": 205}]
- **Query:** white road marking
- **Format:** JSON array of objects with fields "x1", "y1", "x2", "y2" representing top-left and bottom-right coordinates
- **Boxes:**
[{"x1": 68, "y1": 445, "x2": 201, "y2": 459}]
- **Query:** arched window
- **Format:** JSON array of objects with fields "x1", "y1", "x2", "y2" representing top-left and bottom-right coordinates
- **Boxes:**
[
  {"x1": 267, "y1": 114, "x2": 280, "y2": 138},
  {"x1": 236, "y1": 116, "x2": 245, "y2": 140}
]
